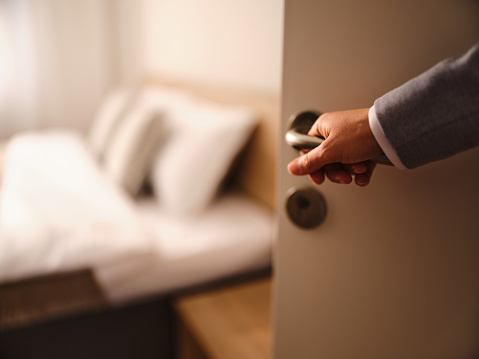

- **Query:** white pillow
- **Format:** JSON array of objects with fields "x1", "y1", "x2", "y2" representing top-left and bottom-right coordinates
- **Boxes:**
[
  {"x1": 91, "y1": 86, "x2": 192, "y2": 196},
  {"x1": 150, "y1": 97, "x2": 257, "y2": 215},
  {"x1": 102, "y1": 91, "x2": 169, "y2": 196},
  {"x1": 88, "y1": 88, "x2": 132, "y2": 158}
]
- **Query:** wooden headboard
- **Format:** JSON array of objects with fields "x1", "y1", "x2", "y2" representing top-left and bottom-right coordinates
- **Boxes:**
[{"x1": 144, "y1": 77, "x2": 280, "y2": 210}]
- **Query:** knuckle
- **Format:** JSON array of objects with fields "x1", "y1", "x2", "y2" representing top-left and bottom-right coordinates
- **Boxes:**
[
  {"x1": 319, "y1": 143, "x2": 335, "y2": 163},
  {"x1": 302, "y1": 152, "x2": 316, "y2": 172},
  {"x1": 309, "y1": 113, "x2": 328, "y2": 135}
]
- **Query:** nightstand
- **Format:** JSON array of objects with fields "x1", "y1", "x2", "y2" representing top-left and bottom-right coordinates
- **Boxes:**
[{"x1": 174, "y1": 277, "x2": 272, "y2": 359}]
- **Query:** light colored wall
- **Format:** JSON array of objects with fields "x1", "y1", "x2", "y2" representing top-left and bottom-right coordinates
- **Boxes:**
[
  {"x1": 140, "y1": 0, "x2": 284, "y2": 95},
  {"x1": 0, "y1": 1, "x2": 283, "y2": 138},
  {"x1": 0, "y1": 0, "x2": 114, "y2": 138}
]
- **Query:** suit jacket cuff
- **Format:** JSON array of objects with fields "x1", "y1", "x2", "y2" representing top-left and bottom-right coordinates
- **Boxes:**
[{"x1": 369, "y1": 106, "x2": 406, "y2": 169}]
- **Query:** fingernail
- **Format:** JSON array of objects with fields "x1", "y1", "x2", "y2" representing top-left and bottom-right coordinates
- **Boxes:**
[
  {"x1": 337, "y1": 177, "x2": 352, "y2": 184},
  {"x1": 357, "y1": 178, "x2": 369, "y2": 186},
  {"x1": 354, "y1": 164, "x2": 367, "y2": 173}
]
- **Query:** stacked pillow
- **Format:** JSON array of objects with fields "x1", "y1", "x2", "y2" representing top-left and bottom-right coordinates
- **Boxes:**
[
  {"x1": 89, "y1": 87, "x2": 178, "y2": 196},
  {"x1": 150, "y1": 96, "x2": 257, "y2": 215},
  {"x1": 88, "y1": 86, "x2": 258, "y2": 215},
  {"x1": 89, "y1": 88, "x2": 134, "y2": 159}
]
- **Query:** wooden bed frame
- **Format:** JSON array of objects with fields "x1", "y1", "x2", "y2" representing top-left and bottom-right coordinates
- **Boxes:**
[{"x1": 0, "y1": 80, "x2": 280, "y2": 359}]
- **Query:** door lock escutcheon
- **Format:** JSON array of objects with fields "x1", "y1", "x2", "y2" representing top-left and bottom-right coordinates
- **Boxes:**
[{"x1": 285, "y1": 186, "x2": 327, "y2": 229}]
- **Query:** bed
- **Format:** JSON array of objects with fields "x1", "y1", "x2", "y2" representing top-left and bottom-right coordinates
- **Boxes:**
[
  {"x1": 0, "y1": 78, "x2": 279, "y2": 359},
  {"x1": 0, "y1": 81, "x2": 279, "y2": 358},
  {"x1": 0, "y1": 81, "x2": 278, "y2": 304}
]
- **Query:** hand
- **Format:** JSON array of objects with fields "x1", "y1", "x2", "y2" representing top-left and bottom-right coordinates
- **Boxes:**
[{"x1": 287, "y1": 108, "x2": 383, "y2": 186}]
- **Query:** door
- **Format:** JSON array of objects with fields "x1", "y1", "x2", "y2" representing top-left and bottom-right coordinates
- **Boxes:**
[{"x1": 274, "y1": 1, "x2": 479, "y2": 358}]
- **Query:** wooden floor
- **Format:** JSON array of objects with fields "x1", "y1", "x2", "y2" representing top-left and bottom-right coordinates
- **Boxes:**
[{"x1": 174, "y1": 277, "x2": 272, "y2": 359}]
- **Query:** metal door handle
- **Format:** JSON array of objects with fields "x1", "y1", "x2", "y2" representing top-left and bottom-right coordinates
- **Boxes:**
[{"x1": 286, "y1": 110, "x2": 393, "y2": 166}]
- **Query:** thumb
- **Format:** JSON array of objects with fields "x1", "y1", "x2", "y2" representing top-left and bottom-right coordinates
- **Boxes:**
[{"x1": 287, "y1": 146, "x2": 328, "y2": 176}]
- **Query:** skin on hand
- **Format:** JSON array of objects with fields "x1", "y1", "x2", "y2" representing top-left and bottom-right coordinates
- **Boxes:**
[{"x1": 287, "y1": 108, "x2": 383, "y2": 186}]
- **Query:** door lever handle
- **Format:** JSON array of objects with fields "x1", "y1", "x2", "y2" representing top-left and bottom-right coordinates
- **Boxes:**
[{"x1": 286, "y1": 110, "x2": 393, "y2": 166}]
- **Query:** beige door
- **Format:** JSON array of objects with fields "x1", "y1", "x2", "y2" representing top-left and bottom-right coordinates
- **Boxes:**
[{"x1": 274, "y1": 1, "x2": 479, "y2": 358}]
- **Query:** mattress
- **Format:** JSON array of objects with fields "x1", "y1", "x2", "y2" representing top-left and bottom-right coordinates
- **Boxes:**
[
  {"x1": 95, "y1": 192, "x2": 273, "y2": 303},
  {"x1": 0, "y1": 130, "x2": 273, "y2": 303}
]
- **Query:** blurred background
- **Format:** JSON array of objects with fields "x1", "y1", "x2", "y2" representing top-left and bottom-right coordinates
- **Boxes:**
[
  {"x1": 0, "y1": 3, "x2": 281, "y2": 356},
  {"x1": 0, "y1": 0, "x2": 283, "y2": 139}
]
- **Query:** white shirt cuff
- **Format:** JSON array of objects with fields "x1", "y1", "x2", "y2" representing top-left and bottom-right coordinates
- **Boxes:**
[{"x1": 368, "y1": 105, "x2": 406, "y2": 169}]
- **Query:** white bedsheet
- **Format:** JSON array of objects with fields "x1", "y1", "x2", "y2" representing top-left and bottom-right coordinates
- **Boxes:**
[
  {"x1": 0, "y1": 130, "x2": 155, "y2": 283},
  {"x1": 0, "y1": 129, "x2": 273, "y2": 303},
  {"x1": 96, "y1": 193, "x2": 273, "y2": 302}
]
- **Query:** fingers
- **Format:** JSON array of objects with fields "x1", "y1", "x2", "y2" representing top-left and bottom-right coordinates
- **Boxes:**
[
  {"x1": 302, "y1": 162, "x2": 376, "y2": 186},
  {"x1": 307, "y1": 113, "x2": 330, "y2": 138},
  {"x1": 344, "y1": 162, "x2": 367, "y2": 174},
  {"x1": 308, "y1": 170, "x2": 325, "y2": 185},
  {"x1": 354, "y1": 162, "x2": 376, "y2": 186},
  {"x1": 324, "y1": 163, "x2": 353, "y2": 184}
]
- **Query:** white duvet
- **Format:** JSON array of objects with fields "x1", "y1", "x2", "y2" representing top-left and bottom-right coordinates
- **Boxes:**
[
  {"x1": 0, "y1": 129, "x2": 274, "y2": 301},
  {"x1": 0, "y1": 130, "x2": 154, "y2": 283}
]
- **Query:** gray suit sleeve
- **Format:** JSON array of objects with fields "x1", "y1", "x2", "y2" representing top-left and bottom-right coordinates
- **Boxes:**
[{"x1": 374, "y1": 42, "x2": 479, "y2": 169}]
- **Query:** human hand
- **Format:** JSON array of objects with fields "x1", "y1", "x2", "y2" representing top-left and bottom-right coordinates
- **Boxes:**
[{"x1": 287, "y1": 108, "x2": 383, "y2": 186}]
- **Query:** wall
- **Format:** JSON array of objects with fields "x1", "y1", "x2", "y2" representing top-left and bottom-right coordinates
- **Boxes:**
[
  {"x1": 0, "y1": 0, "x2": 114, "y2": 138},
  {"x1": 140, "y1": 0, "x2": 284, "y2": 95},
  {"x1": 0, "y1": 0, "x2": 283, "y2": 138}
]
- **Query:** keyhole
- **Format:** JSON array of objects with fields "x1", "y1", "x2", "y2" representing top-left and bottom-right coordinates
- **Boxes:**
[
  {"x1": 297, "y1": 196, "x2": 311, "y2": 210},
  {"x1": 285, "y1": 186, "x2": 328, "y2": 229}
]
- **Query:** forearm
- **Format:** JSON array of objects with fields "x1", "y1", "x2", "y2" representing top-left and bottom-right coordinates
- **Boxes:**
[{"x1": 372, "y1": 42, "x2": 479, "y2": 169}]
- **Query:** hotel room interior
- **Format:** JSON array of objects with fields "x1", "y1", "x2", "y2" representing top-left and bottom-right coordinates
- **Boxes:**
[
  {"x1": 0, "y1": 1, "x2": 282, "y2": 358},
  {"x1": 4, "y1": 1, "x2": 479, "y2": 358}
]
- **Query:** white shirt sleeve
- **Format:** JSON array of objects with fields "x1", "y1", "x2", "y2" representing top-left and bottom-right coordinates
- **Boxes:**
[{"x1": 368, "y1": 105, "x2": 406, "y2": 169}]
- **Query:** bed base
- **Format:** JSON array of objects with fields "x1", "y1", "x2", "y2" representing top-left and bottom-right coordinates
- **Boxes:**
[{"x1": 0, "y1": 267, "x2": 271, "y2": 359}]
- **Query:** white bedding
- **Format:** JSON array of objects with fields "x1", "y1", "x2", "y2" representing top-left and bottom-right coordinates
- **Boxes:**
[
  {"x1": 0, "y1": 129, "x2": 273, "y2": 302},
  {"x1": 0, "y1": 130, "x2": 155, "y2": 283},
  {"x1": 96, "y1": 193, "x2": 273, "y2": 302}
]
